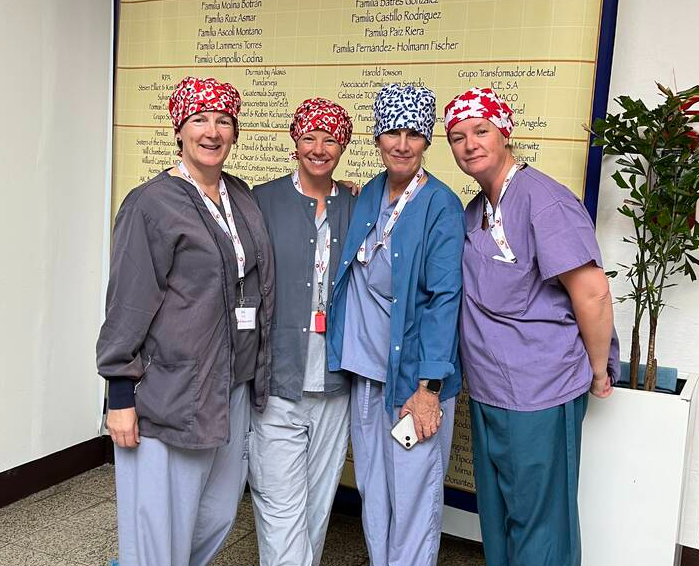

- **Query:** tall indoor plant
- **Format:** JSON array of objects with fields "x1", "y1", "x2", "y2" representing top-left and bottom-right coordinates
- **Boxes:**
[{"x1": 590, "y1": 83, "x2": 699, "y2": 391}]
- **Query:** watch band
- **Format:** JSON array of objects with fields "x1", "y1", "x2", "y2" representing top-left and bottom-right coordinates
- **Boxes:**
[{"x1": 419, "y1": 379, "x2": 442, "y2": 394}]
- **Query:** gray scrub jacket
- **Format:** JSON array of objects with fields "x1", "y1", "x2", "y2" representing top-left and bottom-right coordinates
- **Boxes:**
[
  {"x1": 253, "y1": 174, "x2": 355, "y2": 400},
  {"x1": 97, "y1": 171, "x2": 274, "y2": 449}
]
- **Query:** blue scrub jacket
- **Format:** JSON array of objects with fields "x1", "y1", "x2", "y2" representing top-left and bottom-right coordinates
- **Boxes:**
[{"x1": 327, "y1": 170, "x2": 465, "y2": 413}]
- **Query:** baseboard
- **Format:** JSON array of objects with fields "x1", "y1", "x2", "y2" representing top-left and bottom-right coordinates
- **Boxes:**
[
  {"x1": 684, "y1": 546, "x2": 699, "y2": 566},
  {"x1": 0, "y1": 436, "x2": 114, "y2": 508}
]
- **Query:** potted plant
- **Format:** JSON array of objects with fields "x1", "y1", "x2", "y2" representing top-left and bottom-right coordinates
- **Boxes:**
[
  {"x1": 589, "y1": 83, "x2": 699, "y2": 391},
  {"x1": 576, "y1": 83, "x2": 699, "y2": 566}
]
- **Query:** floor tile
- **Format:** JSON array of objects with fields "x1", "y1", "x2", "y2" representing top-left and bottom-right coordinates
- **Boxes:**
[
  {"x1": 211, "y1": 531, "x2": 259, "y2": 566},
  {"x1": 63, "y1": 526, "x2": 119, "y2": 565},
  {"x1": 65, "y1": 499, "x2": 118, "y2": 532},
  {"x1": 14, "y1": 520, "x2": 118, "y2": 565},
  {"x1": 0, "y1": 490, "x2": 106, "y2": 542},
  {"x1": 1, "y1": 465, "x2": 488, "y2": 566},
  {"x1": 223, "y1": 494, "x2": 256, "y2": 547},
  {"x1": 438, "y1": 534, "x2": 486, "y2": 565},
  {"x1": 60, "y1": 465, "x2": 117, "y2": 499},
  {"x1": 321, "y1": 514, "x2": 369, "y2": 566},
  {"x1": 16, "y1": 465, "x2": 116, "y2": 509},
  {"x1": 0, "y1": 544, "x2": 78, "y2": 566}
]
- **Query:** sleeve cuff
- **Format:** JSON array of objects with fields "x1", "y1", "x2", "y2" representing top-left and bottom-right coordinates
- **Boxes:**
[
  {"x1": 417, "y1": 361, "x2": 455, "y2": 380},
  {"x1": 108, "y1": 378, "x2": 136, "y2": 409}
]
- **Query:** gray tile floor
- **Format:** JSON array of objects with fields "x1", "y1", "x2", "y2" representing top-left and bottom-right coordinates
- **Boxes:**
[{"x1": 0, "y1": 465, "x2": 486, "y2": 565}]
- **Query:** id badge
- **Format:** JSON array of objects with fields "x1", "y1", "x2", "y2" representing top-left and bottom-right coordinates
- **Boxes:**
[
  {"x1": 235, "y1": 307, "x2": 256, "y2": 331},
  {"x1": 314, "y1": 311, "x2": 326, "y2": 333},
  {"x1": 309, "y1": 311, "x2": 326, "y2": 333}
]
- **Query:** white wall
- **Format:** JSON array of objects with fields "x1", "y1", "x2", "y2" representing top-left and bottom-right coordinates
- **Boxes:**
[
  {"x1": 596, "y1": 0, "x2": 699, "y2": 374},
  {"x1": 0, "y1": 0, "x2": 112, "y2": 472}
]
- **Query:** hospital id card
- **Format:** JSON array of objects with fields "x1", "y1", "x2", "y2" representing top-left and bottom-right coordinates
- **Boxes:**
[{"x1": 235, "y1": 307, "x2": 256, "y2": 330}]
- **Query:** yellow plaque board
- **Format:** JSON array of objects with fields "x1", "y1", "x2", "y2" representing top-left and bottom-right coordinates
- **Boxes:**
[{"x1": 114, "y1": 0, "x2": 606, "y2": 494}]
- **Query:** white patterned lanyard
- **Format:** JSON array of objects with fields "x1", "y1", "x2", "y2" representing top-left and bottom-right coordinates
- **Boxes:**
[
  {"x1": 178, "y1": 161, "x2": 246, "y2": 283},
  {"x1": 484, "y1": 163, "x2": 522, "y2": 263},
  {"x1": 357, "y1": 168, "x2": 425, "y2": 265},
  {"x1": 292, "y1": 171, "x2": 336, "y2": 311}
]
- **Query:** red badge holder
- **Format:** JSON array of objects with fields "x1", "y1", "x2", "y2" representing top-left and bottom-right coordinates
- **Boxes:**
[{"x1": 314, "y1": 311, "x2": 326, "y2": 333}]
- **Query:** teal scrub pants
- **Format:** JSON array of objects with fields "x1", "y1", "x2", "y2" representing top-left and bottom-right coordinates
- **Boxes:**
[{"x1": 469, "y1": 394, "x2": 588, "y2": 566}]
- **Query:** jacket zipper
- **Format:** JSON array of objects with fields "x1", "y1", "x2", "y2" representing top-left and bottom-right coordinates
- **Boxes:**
[{"x1": 134, "y1": 355, "x2": 152, "y2": 394}]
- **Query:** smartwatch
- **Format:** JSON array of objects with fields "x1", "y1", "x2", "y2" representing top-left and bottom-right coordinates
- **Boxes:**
[{"x1": 419, "y1": 379, "x2": 442, "y2": 395}]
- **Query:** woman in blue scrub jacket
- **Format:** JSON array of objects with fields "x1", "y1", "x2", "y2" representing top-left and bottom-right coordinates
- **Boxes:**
[{"x1": 326, "y1": 83, "x2": 465, "y2": 566}]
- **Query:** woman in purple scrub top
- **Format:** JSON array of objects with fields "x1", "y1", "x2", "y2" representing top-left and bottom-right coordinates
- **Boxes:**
[{"x1": 445, "y1": 87, "x2": 619, "y2": 566}]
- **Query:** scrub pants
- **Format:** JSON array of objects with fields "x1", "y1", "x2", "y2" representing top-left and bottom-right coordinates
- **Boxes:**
[
  {"x1": 114, "y1": 382, "x2": 250, "y2": 566},
  {"x1": 351, "y1": 376, "x2": 456, "y2": 566},
  {"x1": 248, "y1": 392, "x2": 350, "y2": 566},
  {"x1": 469, "y1": 394, "x2": 588, "y2": 566}
]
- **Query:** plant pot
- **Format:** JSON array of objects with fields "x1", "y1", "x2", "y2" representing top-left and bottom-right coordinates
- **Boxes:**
[{"x1": 579, "y1": 372, "x2": 699, "y2": 566}]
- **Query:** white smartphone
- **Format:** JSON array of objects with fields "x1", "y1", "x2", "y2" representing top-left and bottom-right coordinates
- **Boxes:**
[
  {"x1": 391, "y1": 413, "x2": 418, "y2": 450},
  {"x1": 390, "y1": 410, "x2": 443, "y2": 450}
]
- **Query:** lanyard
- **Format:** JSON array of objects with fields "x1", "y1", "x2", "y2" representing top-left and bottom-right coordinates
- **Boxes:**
[
  {"x1": 357, "y1": 168, "x2": 425, "y2": 265},
  {"x1": 484, "y1": 163, "x2": 522, "y2": 263},
  {"x1": 178, "y1": 162, "x2": 246, "y2": 280},
  {"x1": 292, "y1": 171, "x2": 336, "y2": 310}
]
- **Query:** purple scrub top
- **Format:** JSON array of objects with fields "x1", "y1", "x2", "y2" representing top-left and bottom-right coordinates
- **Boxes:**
[{"x1": 460, "y1": 165, "x2": 607, "y2": 411}]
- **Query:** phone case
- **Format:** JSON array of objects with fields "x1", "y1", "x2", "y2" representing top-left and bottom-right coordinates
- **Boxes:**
[
  {"x1": 390, "y1": 409, "x2": 445, "y2": 450},
  {"x1": 390, "y1": 413, "x2": 418, "y2": 450}
]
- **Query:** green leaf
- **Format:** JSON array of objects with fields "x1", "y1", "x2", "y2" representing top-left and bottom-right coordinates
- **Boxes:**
[{"x1": 612, "y1": 171, "x2": 630, "y2": 188}]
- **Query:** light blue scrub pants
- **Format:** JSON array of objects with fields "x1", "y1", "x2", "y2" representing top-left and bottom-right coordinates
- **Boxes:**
[
  {"x1": 351, "y1": 376, "x2": 456, "y2": 566},
  {"x1": 248, "y1": 392, "x2": 350, "y2": 566},
  {"x1": 114, "y1": 382, "x2": 250, "y2": 566},
  {"x1": 470, "y1": 394, "x2": 588, "y2": 566}
]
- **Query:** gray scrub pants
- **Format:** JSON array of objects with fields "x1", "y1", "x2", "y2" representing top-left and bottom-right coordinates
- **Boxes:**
[
  {"x1": 351, "y1": 376, "x2": 455, "y2": 566},
  {"x1": 114, "y1": 382, "x2": 250, "y2": 566},
  {"x1": 248, "y1": 392, "x2": 350, "y2": 566}
]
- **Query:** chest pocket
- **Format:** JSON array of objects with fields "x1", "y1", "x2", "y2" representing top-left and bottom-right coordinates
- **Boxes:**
[
  {"x1": 465, "y1": 253, "x2": 533, "y2": 316},
  {"x1": 366, "y1": 246, "x2": 393, "y2": 303}
]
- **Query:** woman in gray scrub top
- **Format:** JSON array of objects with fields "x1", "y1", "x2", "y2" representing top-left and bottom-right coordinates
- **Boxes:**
[
  {"x1": 326, "y1": 84, "x2": 465, "y2": 566},
  {"x1": 97, "y1": 76, "x2": 274, "y2": 566},
  {"x1": 445, "y1": 87, "x2": 619, "y2": 566},
  {"x1": 249, "y1": 98, "x2": 355, "y2": 566}
]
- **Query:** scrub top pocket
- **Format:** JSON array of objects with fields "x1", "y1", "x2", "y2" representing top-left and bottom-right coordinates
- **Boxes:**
[
  {"x1": 135, "y1": 358, "x2": 200, "y2": 431},
  {"x1": 466, "y1": 254, "x2": 533, "y2": 316},
  {"x1": 366, "y1": 246, "x2": 393, "y2": 315}
]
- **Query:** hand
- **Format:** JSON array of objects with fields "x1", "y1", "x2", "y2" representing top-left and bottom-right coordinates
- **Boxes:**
[
  {"x1": 339, "y1": 179, "x2": 362, "y2": 196},
  {"x1": 106, "y1": 407, "x2": 140, "y2": 448},
  {"x1": 399, "y1": 387, "x2": 442, "y2": 442},
  {"x1": 590, "y1": 373, "x2": 613, "y2": 399}
]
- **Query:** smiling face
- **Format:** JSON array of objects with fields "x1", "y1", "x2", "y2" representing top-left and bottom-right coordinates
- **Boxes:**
[
  {"x1": 447, "y1": 118, "x2": 512, "y2": 186},
  {"x1": 296, "y1": 129, "x2": 344, "y2": 181},
  {"x1": 177, "y1": 111, "x2": 237, "y2": 172},
  {"x1": 377, "y1": 128, "x2": 427, "y2": 184}
]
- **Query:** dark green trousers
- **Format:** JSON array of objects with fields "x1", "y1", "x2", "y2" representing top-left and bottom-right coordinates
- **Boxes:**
[{"x1": 470, "y1": 394, "x2": 588, "y2": 566}]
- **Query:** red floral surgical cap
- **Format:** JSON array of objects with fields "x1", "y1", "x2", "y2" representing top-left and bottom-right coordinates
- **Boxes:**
[
  {"x1": 289, "y1": 98, "x2": 353, "y2": 158},
  {"x1": 444, "y1": 87, "x2": 514, "y2": 138},
  {"x1": 168, "y1": 76, "x2": 242, "y2": 132}
]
